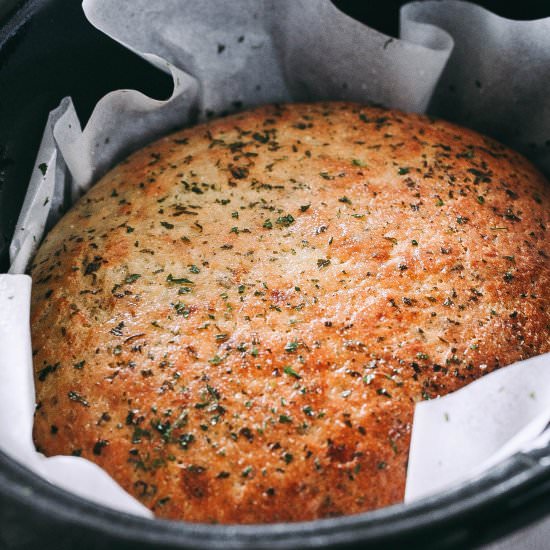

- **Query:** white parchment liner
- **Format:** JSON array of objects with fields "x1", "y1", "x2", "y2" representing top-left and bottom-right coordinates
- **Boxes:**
[{"x1": 1, "y1": 0, "x2": 549, "y2": 517}]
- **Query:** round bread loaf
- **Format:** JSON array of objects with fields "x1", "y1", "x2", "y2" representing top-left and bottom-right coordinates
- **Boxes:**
[{"x1": 30, "y1": 102, "x2": 550, "y2": 523}]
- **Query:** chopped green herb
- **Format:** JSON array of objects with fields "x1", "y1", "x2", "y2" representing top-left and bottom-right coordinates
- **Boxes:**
[
  {"x1": 178, "y1": 434, "x2": 195, "y2": 449},
  {"x1": 284, "y1": 340, "x2": 299, "y2": 353},
  {"x1": 37, "y1": 363, "x2": 59, "y2": 382},
  {"x1": 276, "y1": 214, "x2": 295, "y2": 227},
  {"x1": 68, "y1": 390, "x2": 89, "y2": 407},
  {"x1": 283, "y1": 365, "x2": 302, "y2": 379},
  {"x1": 124, "y1": 274, "x2": 141, "y2": 284},
  {"x1": 172, "y1": 302, "x2": 191, "y2": 316},
  {"x1": 167, "y1": 274, "x2": 194, "y2": 285}
]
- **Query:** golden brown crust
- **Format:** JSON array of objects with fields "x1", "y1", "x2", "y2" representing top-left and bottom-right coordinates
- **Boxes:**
[{"x1": 31, "y1": 102, "x2": 550, "y2": 523}]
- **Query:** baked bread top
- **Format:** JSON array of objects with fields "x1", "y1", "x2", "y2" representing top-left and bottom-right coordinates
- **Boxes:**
[{"x1": 30, "y1": 102, "x2": 550, "y2": 523}]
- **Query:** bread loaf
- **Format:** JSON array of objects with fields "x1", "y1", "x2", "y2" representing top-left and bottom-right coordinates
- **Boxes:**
[{"x1": 30, "y1": 102, "x2": 550, "y2": 523}]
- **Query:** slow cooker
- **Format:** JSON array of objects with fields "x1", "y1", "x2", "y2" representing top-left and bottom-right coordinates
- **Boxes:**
[{"x1": 1, "y1": 1, "x2": 549, "y2": 548}]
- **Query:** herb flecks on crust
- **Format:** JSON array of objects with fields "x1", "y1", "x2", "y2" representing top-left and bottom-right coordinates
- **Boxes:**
[{"x1": 30, "y1": 102, "x2": 550, "y2": 523}]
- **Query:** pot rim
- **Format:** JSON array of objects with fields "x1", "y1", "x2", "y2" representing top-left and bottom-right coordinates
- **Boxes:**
[{"x1": 1, "y1": 443, "x2": 549, "y2": 549}]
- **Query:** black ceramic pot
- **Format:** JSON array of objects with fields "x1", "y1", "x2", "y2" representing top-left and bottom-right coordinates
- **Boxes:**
[{"x1": 1, "y1": 1, "x2": 549, "y2": 549}]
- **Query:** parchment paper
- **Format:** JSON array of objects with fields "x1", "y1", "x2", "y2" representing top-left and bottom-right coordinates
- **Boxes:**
[
  {"x1": 1, "y1": 0, "x2": 549, "y2": 517},
  {"x1": 405, "y1": 353, "x2": 550, "y2": 501}
]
